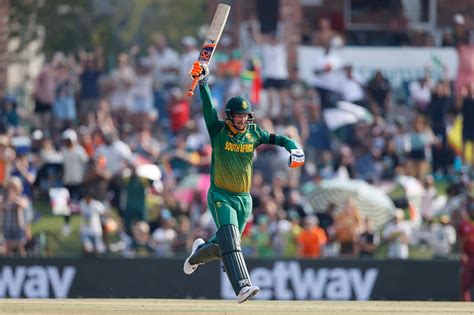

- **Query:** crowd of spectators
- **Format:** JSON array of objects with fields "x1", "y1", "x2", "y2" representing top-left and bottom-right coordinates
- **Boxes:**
[{"x1": 0, "y1": 10, "x2": 472, "y2": 264}]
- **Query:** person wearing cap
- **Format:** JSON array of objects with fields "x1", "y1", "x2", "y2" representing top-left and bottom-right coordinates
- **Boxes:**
[
  {"x1": 182, "y1": 61, "x2": 305, "y2": 303},
  {"x1": 61, "y1": 128, "x2": 89, "y2": 236}
]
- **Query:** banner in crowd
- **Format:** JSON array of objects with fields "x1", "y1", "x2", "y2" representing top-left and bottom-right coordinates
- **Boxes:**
[
  {"x1": 0, "y1": 257, "x2": 460, "y2": 300},
  {"x1": 297, "y1": 46, "x2": 459, "y2": 88}
]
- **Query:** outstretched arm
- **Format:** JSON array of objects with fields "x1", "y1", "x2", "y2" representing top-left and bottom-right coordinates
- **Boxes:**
[
  {"x1": 256, "y1": 126, "x2": 305, "y2": 168},
  {"x1": 190, "y1": 62, "x2": 225, "y2": 137}
]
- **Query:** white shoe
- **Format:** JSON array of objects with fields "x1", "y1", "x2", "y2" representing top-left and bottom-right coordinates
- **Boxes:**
[
  {"x1": 183, "y1": 238, "x2": 205, "y2": 275},
  {"x1": 237, "y1": 285, "x2": 259, "y2": 303}
]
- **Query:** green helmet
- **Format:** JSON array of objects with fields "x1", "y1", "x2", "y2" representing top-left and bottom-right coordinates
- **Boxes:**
[{"x1": 225, "y1": 96, "x2": 254, "y2": 127}]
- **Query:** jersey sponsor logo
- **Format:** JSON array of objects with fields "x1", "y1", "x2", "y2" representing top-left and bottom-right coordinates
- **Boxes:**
[{"x1": 224, "y1": 141, "x2": 253, "y2": 153}]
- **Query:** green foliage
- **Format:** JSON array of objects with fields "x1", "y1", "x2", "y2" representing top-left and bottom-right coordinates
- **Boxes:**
[{"x1": 10, "y1": 0, "x2": 207, "y2": 63}]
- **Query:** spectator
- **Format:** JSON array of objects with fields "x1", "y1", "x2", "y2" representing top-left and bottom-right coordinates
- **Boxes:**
[
  {"x1": 52, "y1": 53, "x2": 77, "y2": 130},
  {"x1": 0, "y1": 135, "x2": 15, "y2": 189},
  {"x1": 420, "y1": 175, "x2": 437, "y2": 220},
  {"x1": 128, "y1": 125, "x2": 161, "y2": 161},
  {"x1": 297, "y1": 215, "x2": 327, "y2": 258},
  {"x1": 33, "y1": 63, "x2": 56, "y2": 129},
  {"x1": 1, "y1": 176, "x2": 29, "y2": 257},
  {"x1": 11, "y1": 152, "x2": 36, "y2": 206},
  {"x1": 249, "y1": 215, "x2": 274, "y2": 257},
  {"x1": 252, "y1": 20, "x2": 290, "y2": 120},
  {"x1": 460, "y1": 83, "x2": 474, "y2": 167},
  {"x1": 383, "y1": 209, "x2": 412, "y2": 259},
  {"x1": 366, "y1": 71, "x2": 391, "y2": 117},
  {"x1": 178, "y1": 36, "x2": 199, "y2": 88},
  {"x1": 151, "y1": 211, "x2": 177, "y2": 257},
  {"x1": 334, "y1": 198, "x2": 363, "y2": 256},
  {"x1": 312, "y1": 37, "x2": 344, "y2": 109},
  {"x1": 82, "y1": 154, "x2": 111, "y2": 203},
  {"x1": 339, "y1": 65, "x2": 366, "y2": 106},
  {"x1": 123, "y1": 164, "x2": 148, "y2": 234},
  {"x1": 172, "y1": 215, "x2": 192, "y2": 255},
  {"x1": 428, "y1": 215, "x2": 456, "y2": 259},
  {"x1": 77, "y1": 49, "x2": 104, "y2": 126},
  {"x1": 312, "y1": 17, "x2": 341, "y2": 47},
  {"x1": 61, "y1": 129, "x2": 89, "y2": 235},
  {"x1": 127, "y1": 220, "x2": 154, "y2": 257},
  {"x1": 79, "y1": 189, "x2": 107, "y2": 256},
  {"x1": 168, "y1": 87, "x2": 190, "y2": 137},
  {"x1": 130, "y1": 57, "x2": 155, "y2": 129},
  {"x1": 149, "y1": 34, "x2": 180, "y2": 124},
  {"x1": 358, "y1": 218, "x2": 379, "y2": 257},
  {"x1": 0, "y1": 96, "x2": 20, "y2": 131},
  {"x1": 306, "y1": 105, "x2": 332, "y2": 164},
  {"x1": 442, "y1": 13, "x2": 472, "y2": 47},
  {"x1": 108, "y1": 53, "x2": 136, "y2": 124},
  {"x1": 281, "y1": 210, "x2": 302, "y2": 257},
  {"x1": 37, "y1": 136, "x2": 63, "y2": 192},
  {"x1": 405, "y1": 115, "x2": 435, "y2": 181},
  {"x1": 95, "y1": 132, "x2": 132, "y2": 212}
]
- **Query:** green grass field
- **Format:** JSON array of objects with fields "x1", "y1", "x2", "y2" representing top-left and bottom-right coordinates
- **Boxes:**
[{"x1": 0, "y1": 299, "x2": 472, "y2": 315}]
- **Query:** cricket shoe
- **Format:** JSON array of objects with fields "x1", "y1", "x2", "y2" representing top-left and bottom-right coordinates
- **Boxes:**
[
  {"x1": 183, "y1": 238, "x2": 205, "y2": 275},
  {"x1": 237, "y1": 285, "x2": 259, "y2": 303}
]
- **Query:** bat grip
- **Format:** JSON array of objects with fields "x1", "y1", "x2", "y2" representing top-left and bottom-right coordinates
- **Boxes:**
[{"x1": 187, "y1": 77, "x2": 199, "y2": 97}]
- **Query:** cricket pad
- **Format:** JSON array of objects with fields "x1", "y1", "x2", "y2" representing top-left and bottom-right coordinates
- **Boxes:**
[
  {"x1": 189, "y1": 242, "x2": 221, "y2": 265},
  {"x1": 217, "y1": 224, "x2": 251, "y2": 295}
]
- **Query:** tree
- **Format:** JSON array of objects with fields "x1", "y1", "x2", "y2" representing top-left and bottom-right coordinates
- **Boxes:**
[{"x1": 10, "y1": 0, "x2": 207, "y2": 65}]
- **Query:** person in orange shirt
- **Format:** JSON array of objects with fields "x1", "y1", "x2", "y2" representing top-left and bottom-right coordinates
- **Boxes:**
[
  {"x1": 334, "y1": 198, "x2": 363, "y2": 256},
  {"x1": 297, "y1": 215, "x2": 327, "y2": 257}
]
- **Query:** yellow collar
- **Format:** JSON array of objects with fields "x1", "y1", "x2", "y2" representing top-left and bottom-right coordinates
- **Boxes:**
[{"x1": 226, "y1": 121, "x2": 246, "y2": 134}]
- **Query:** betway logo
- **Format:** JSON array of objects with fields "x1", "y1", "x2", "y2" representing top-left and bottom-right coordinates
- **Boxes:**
[
  {"x1": 221, "y1": 261, "x2": 378, "y2": 300},
  {"x1": 0, "y1": 266, "x2": 76, "y2": 298}
]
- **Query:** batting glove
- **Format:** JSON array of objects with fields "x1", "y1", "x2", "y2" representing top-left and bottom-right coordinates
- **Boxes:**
[
  {"x1": 288, "y1": 148, "x2": 305, "y2": 168},
  {"x1": 189, "y1": 61, "x2": 209, "y2": 82}
]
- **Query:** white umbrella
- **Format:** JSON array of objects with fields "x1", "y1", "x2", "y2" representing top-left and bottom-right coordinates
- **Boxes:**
[
  {"x1": 336, "y1": 101, "x2": 373, "y2": 123},
  {"x1": 301, "y1": 178, "x2": 396, "y2": 229},
  {"x1": 322, "y1": 101, "x2": 373, "y2": 131},
  {"x1": 136, "y1": 164, "x2": 162, "y2": 181},
  {"x1": 323, "y1": 108, "x2": 359, "y2": 130}
]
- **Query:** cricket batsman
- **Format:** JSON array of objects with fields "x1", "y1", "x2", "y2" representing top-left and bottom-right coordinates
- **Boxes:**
[{"x1": 183, "y1": 61, "x2": 305, "y2": 303}]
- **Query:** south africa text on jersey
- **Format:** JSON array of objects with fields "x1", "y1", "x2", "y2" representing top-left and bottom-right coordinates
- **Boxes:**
[{"x1": 224, "y1": 142, "x2": 254, "y2": 153}]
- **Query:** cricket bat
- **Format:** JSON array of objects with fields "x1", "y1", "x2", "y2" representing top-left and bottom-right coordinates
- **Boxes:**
[{"x1": 187, "y1": 3, "x2": 230, "y2": 97}]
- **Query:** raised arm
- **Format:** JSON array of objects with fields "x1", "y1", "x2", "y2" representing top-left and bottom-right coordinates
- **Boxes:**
[{"x1": 190, "y1": 62, "x2": 225, "y2": 137}]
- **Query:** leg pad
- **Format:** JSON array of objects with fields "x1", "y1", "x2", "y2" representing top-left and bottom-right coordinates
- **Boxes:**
[
  {"x1": 217, "y1": 224, "x2": 251, "y2": 295},
  {"x1": 189, "y1": 242, "x2": 221, "y2": 265}
]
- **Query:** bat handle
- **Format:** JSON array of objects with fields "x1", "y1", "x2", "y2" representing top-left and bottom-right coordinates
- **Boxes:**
[{"x1": 187, "y1": 77, "x2": 199, "y2": 97}]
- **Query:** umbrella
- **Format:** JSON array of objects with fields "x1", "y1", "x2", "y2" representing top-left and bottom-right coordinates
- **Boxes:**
[
  {"x1": 173, "y1": 173, "x2": 210, "y2": 204},
  {"x1": 323, "y1": 108, "x2": 359, "y2": 130},
  {"x1": 322, "y1": 101, "x2": 373, "y2": 131},
  {"x1": 301, "y1": 178, "x2": 396, "y2": 229},
  {"x1": 136, "y1": 164, "x2": 162, "y2": 181}
]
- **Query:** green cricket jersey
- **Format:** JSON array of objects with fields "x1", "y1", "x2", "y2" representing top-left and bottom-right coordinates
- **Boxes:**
[{"x1": 199, "y1": 83, "x2": 300, "y2": 194}]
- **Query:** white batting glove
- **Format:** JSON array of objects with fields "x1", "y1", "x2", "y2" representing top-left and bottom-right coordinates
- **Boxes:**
[
  {"x1": 288, "y1": 148, "x2": 305, "y2": 168},
  {"x1": 189, "y1": 61, "x2": 209, "y2": 82}
]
